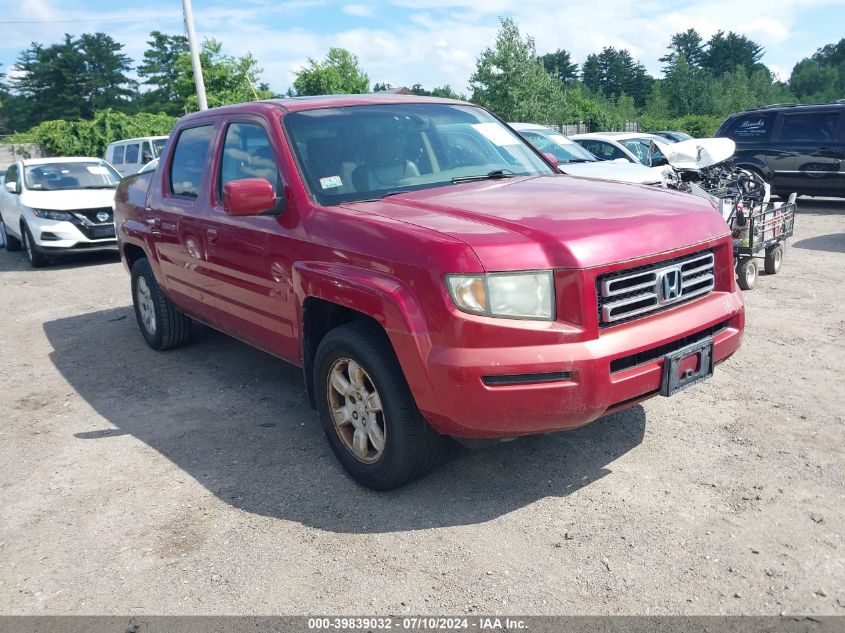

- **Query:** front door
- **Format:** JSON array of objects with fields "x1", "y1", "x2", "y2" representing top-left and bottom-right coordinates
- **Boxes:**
[
  {"x1": 204, "y1": 118, "x2": 299, "y2": 361},
  {"x1": 768, "y1": 110, "x2": 843, "y2": 195}
]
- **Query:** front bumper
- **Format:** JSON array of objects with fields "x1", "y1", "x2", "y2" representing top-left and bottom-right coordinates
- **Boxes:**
[
  {"x1": 30, "y1": 218, "x2": 117, "y2": 252},
  {"x1": 418, "y1": 290, "x2": 744, "y2": 438}
]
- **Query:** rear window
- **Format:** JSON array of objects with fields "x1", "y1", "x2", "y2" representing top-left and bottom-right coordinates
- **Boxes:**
[
  {"x1": 125, "y1": 144, "x2": 140, "y2": 164},
  {"x1": 780, "y1": 112, "x2": 840, "y2": 142},
  {"x1": 169, "y1": 125, "x2": 215, "y2": 198},
  {"x1": 726, "y1": 113, "x2": 774, "y2": 141}
]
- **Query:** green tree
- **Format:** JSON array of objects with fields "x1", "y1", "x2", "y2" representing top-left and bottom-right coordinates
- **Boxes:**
[
  {"x1": 409, "y1": 84, "x2": 466, "y2": 100},
  {"x1": 659, "y1": 29, "x2": 705, "y2": 72},
  {"x1": 662, "y1": 55, "x2": 713, "y2": 116},
  {"x1": 469, "y1": 18, "x2": 570, "y2": 122},
  {"x1": 700, "y1": 31, "x2": 764, "y2": 77},
  {"x1": 292, "y1": 48, "x2": 369, "y2": 96},
  {"x1": 9, "y1": 33, "x2": 135, "y2": 128},
  {"x1": 539, "y1": 49, "x2": 579, "y2": 84},
  {"x1": 137, "y1": 31, "x2": 190, "y2": 115},
  {"x1": 173, "y1": 39, "x2": 273, "y2": 111},
  {"x1": 582, "y1": 47, "x2": 652, "y2": 106},
  {"x1": 789, "y1": 38, "x2": 845, "y2": 101},
  {"x1": 77, "y1": 33, "x2": 136, "y2": 111}
]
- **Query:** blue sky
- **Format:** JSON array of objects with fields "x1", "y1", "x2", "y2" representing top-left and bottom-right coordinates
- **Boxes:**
[{"x1": 3, "y1": 0, "x2": 845, "y2": 94}]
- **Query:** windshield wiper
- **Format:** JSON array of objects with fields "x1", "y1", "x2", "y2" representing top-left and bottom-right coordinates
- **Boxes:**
[
  {"x1": 451, "y1": 169, "x2": 517, "y2": 184},
  {"x1": 563, "y1": 158, "x2": 593, "y2": 164},
  {"x1": 80, "y1": 185, "x2": 117, "y2": 189}
]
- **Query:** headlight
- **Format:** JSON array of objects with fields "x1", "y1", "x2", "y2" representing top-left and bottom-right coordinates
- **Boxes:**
[
  {"x1": 33, "y1": 209, "x2": 75, "y2": 221},
  {"x1": 446, "y1": 271, "x2": 555, "y2": 320}
]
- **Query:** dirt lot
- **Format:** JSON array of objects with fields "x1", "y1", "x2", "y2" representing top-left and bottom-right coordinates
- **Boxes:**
[{"x1": 0, "y1": 199, "x2": 843, "y2": 616}]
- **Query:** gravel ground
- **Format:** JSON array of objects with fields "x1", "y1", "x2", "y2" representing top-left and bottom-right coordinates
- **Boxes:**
[{"x1": 0, "y1": 199, "x2": 843, "y2": 615}]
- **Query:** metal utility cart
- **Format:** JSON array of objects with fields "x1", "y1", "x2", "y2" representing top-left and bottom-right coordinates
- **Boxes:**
[{"x1": 731, "y1": 193, "x2": 796, "y2": 290}]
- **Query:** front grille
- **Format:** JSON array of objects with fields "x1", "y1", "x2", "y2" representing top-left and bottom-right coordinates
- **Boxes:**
[
  {"x1": 610, "y1": 319, "x2": 729, "y2": 373},
  {"x1": 72, "y1": 207, "x2": 113, "y2": 225},
  {"x1": 597, "y1": 250, "x2": 715, "y2": 326}
]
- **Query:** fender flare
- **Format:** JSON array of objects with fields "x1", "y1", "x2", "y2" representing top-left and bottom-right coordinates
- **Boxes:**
[{"x1": 293, "y1": 261, "x2": 437, "y2": 409}]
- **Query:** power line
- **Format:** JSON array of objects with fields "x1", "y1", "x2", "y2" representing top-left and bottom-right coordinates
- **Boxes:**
[{"x1": 0, "y1": 15, "x2": 181, "y2": 24}]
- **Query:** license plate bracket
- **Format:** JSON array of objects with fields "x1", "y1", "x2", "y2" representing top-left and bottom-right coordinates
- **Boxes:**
[
  {"x1": 90, "y1": 226, "x2": 116, "y2": 239},
  {"x1": 660, "y1": 337, "x2": 714, "y2": 397}
]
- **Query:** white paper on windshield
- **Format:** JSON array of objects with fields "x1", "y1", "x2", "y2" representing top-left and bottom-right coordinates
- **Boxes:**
[
  {"x1": 471, "y1": 123, "x2": 520, "y2": 146},
  {"x1": 87, "y1": 165, "x2": 109, "y2": 175},
  {"x1": 320, "y1": 175, "x2": 342, "y2": 189},
  {"x1": 549, "y1": 134, "x2": 574, "y2": 145}
]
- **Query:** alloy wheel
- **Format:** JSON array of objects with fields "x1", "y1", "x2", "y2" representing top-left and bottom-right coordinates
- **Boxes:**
[
  {"x1": 327, "y1": 357, "x2": 386, "y2": 463},
  {"x1": 136, "y1": 276, "x2": 157, "y2": 335}
]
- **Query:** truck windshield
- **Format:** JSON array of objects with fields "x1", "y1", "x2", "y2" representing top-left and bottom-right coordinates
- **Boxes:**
[
  {"x1": 24, "y1": 161, "x2": 122, "y2": 191},
  {"x1": 283, "y1": 103, "x2": 554, "y2": 205}
]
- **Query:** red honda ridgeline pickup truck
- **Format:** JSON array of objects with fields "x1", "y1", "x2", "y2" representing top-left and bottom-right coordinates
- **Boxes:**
[{"x1": 115, "y1": 95, "x2": 744, "y2": 490}]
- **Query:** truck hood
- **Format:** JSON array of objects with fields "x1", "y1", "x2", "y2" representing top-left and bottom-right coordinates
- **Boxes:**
[
  {"x1": 346, "y1": 175, "x2": 729, "y2": 270},
  {"x1": 20, "y1": 188, "x2": 117, "y2": 211},
  {"x1": 557, "y1": 161, "x2": 663, "y2": 185}
]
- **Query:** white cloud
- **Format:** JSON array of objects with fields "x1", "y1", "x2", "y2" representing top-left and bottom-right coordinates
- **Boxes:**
[
  {"x1": 2, "y1": 0, "x2": 843, "y2": 95},
  {"x1": 342, "y1": 4, "x2": 375, "y2": 18}
]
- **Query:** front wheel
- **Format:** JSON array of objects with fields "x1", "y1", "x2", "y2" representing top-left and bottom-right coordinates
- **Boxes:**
[
  {"x1": 131, "y1": 257, "x2": 191, "y2": 350},
  {"x1": 1, "y1": 216, "x2": 21, "y2": 251},
  {"x1": 736, "y1": 257, "x2": 758, "y2": 290},
  {"x1": 22, "y1": 223, "x2": 48, "y2": 267},
  {"x1": 764, "y1": 244, "x2": 784, "y2": 274},
  {"x1": 314, "y1": 321, "x2": 443, "y2": 490}
]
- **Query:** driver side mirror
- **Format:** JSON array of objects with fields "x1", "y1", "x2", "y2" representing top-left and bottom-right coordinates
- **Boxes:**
[
  {"x1": 222, "y1": 178, "x2": 279, "y2": 216},
  {"x1": 542, "y1": 152, "x2": 561, "y2": 170},
  {"x1": 5, "y1": 180, "x2": 19, "y2": 194},
  {"x1": 142, "y1": 153, "x2": 152, "y2": 164},
  {"x1": 650, "y1": 154, "x2": 669, "y2": 167}
]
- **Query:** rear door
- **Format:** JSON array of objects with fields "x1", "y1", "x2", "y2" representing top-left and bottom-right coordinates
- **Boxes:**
[
  {"x1": 768, "y1": 109, "x2": 842, "y2": 194},
  {"x1": 148, "y1": 120, "x2": 226, "y2": 326},
  {"x1": 124, "y1": 143, "x2": 141, "y2": 175},
  {"x1": 111, "y1": 144, "x2": 127, "y2": 176}
]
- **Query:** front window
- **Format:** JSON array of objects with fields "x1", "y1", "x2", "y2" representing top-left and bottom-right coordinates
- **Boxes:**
[
  {"x1": 283, "y1": 104, "x2": 553, "y2": 205},
  {"x1": 152, "y1": 138, "x2": 168, "y2": 157},
  {"x1": 24, "y1": 161, "x2": 121, "y2": 191},
  {"x1": 521, "y1": 130, "x2": 598, "y2": 163}
]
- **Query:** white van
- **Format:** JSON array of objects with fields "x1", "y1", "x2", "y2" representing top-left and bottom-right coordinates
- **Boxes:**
[{"x1": 105, "y1": 136, "x2": 169, "y2": 177}]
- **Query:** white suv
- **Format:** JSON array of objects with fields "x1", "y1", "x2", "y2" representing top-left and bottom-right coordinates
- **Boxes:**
[{"x1": 0, "y1": 158, "x2": 121, "y2": 267}]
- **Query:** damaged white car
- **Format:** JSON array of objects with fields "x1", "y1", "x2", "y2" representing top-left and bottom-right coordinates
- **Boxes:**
[{"x1": 663, "y1": 137, "x2": 796, "y2": 290}]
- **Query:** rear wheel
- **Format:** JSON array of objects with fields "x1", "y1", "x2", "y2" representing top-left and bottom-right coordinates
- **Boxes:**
[
  {"x1": 131, "y1": 257, "x2": 191, "y2": 350},
  {"x1": 22, "y1": 223, "x2": 48, "y2": 267},
  {"x1": 1, "y1": 216, "x2": 21, "y2": 251},
  {"x1": 314, "y1": 321, "x2": 443, "y2": 490},
  {"x1": 764, "y1": 244, "x2": 783, "y2": 274},
  {"x1": 736, "y1": 257, "x2": 758, "y2": 290}
]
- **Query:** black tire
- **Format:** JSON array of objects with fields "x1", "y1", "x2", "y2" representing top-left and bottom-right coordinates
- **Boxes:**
[
  {"x1": 130, "y1": 257, "x2": 191, "y2": 350},
  {"x1": 736, "y1": 257, "x2": 758, "y2": 291},
  {"x1": 21, "y1": 222, "x2": 48, "y2": 267},
  {"x1": 764, "y1": 244, "x2": 783, "y2": 275},
  {"x1": 1, "y1": 216, "x2": 21, "y2": 251},
  {"x1": 314, "y1": 321, "x2": 443, "y2": 490}
]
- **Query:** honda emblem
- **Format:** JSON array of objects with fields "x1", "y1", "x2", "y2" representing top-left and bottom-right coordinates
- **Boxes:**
[{"x1": 658, "y1": 268, "x2": 682, "y2": 304}]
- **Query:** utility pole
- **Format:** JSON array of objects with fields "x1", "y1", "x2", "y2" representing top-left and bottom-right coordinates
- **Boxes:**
[{"x1": 183, "y1": 0, "x2": 208, "y2": 110}]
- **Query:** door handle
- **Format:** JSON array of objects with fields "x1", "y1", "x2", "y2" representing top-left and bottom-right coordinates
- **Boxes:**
[
  {"x1": 145, "y1": 216, "x2": 161, "y2": 228},
  {"x1": 206, "y1": 227, "x2": 218, "y2": 245}
]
